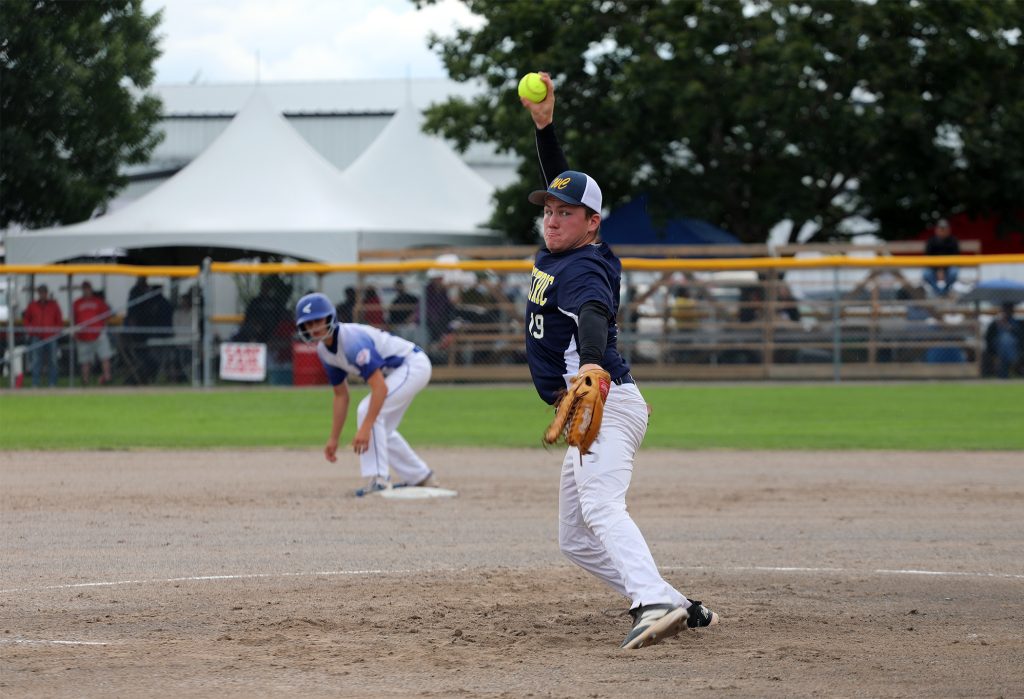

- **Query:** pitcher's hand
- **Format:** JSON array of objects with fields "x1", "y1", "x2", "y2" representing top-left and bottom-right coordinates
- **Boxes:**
[{"x1": 521, "y1": 72, "x2": 555, "y2": 129}]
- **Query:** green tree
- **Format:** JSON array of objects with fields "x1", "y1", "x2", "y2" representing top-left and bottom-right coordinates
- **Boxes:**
[
  {"x1": 0, "y1": 0, "x2": 164, "y2": 229},
  {"x1": 417, "y1": 0, "x2": 1024, "y2": 243}
]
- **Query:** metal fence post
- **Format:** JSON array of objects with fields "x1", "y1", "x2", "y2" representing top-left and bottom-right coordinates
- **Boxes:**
[
  {"x1": 190, "y1": 283, "x2": 201, "y2": 388},
  {"x1": 201, "y1": 257, "x2": 213, "y2": 387},
  {"x1": 418, "y1": 273, "x2": 428, "y2": 348},
  {"x1": 66, "y1": 273, "x2": 75, "y2": 388},
  {"x1": 6, "y1": 274, "x2": 15, "y2": 389},
  {"x1": 832, "y1": 265, "x2": 841, "y2": 382}
]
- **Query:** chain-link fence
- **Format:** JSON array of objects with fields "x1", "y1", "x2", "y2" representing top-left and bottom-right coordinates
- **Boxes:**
[
  {"x1": 3, "y1": 268, "x2": 201, "y2": 389},
  {"x1": 3, "y1": 250, "x2": 1024, "y2": 388}
]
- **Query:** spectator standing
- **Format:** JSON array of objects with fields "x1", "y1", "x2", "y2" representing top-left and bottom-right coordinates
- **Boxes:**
[
  {"x1": 145, "y1": 286, "x2": 174, "y2": 337},
  {"x1": 22, "y1": 284, "x2": 63, "y2": 387},
  {"x1": 388, "y1": 278, "x2": 419, "y2": 326},
  {"x1": 424, "y1": 274, "x2": 456, "y2": 344},
  {"x1": 335, "y1": 287, "x2": 357, "y2": 323},
  {"x1": 124, "y1": 279, "x2": 172, "y2": 383},
  {"x1": 171, "y1": 290, "x2": 195, "y2": 382},
  {"x1": 388, "y1": 278, "x2": 420, "y2": 341},
  {"x1": 127, "y1": 276, "x2": 150, "y2": 309},
  {"x1": 985, "y1": 302, "x2": 1024, "y2": 379},
  {"x1": 923, "y1": 219, "x2": 960, "y2": 296},
  {"x1": 234, "y1": 276, "x2": 289, "y2": 344},
  {"x1": 361, "y1": 286, "x2": 386, "y2": 328},
  {"x1": 72, "y1": 281, "x2": 113, "y2": 385}
]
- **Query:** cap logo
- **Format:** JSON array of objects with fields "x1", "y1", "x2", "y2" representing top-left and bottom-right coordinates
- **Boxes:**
[
  {"x1": 302, "y1": 303, "x2": 312, "y2": 314},
  {"x1": 551, "y1": 176, "x2": 572, "y2": 190}
]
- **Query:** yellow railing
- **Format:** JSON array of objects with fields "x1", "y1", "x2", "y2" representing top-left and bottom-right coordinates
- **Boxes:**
[{"x1": 5, "y1": 253, "x2": 1024, "y2": 276}]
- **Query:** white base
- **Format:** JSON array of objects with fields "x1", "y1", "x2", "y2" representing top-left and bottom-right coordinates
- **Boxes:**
[{"x1": 378, "y1": 486, "x2": 458, "y2": 500}]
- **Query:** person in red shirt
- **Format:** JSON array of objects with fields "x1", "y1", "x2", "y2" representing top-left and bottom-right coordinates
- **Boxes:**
[
  {"x1": 360, "y1": 286, "x2": 386, "y2": 328},
  {"x1": 22, "y1": 284, "x2": 64, "y2": 387},
  {"x1": 73, "y1": 281, "x2": 114, "y2": 385}
]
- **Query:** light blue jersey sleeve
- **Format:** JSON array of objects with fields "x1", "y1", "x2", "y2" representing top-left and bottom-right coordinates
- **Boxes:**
[{"x1": 343, "y1": 327, "x2": 385, "y2": 380}]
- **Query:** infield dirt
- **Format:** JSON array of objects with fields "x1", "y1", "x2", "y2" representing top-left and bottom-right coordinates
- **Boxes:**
[{"x1": 2, "y1": 448, "x2": 1021, "y2": 698}]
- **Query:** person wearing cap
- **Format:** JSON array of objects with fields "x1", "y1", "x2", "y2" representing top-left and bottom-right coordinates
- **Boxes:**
[
  {"x1": 923, "y1": 218, "x2": 960, "y2": 296},
  {"x1": 22, "y1": 284, "x2": 64, "y2": 387},
  {"x1": 72, "y1": 281, "x2": 114, "y2": 385},
  {"x1": 520, "y1": 73, "x2": 718, "y2": 650}
]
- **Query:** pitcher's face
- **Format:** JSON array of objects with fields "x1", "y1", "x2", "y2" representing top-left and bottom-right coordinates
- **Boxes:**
[{"x1": 542, "y1": 198, "x2": 600, "y2": 253}]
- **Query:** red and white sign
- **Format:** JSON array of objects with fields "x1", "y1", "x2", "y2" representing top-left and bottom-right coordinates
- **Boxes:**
[{"x1": 219, "y1": 342, "x2": 268, "y2": 382}]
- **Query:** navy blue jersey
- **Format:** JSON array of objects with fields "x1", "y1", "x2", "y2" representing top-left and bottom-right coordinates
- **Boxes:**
[{"x1": 526, "y1": 241, "x2": 631, "y2": 404}]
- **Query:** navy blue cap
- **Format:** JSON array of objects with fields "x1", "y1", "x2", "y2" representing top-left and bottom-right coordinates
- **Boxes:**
[{"x1": 528, "y1": 170, "x2": 602, "y2": 211}]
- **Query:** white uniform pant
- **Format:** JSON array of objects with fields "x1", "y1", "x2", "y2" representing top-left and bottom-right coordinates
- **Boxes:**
[
  {"x1": 558, "y1": 382, "x2": 688, "y2": 610},
  {"x1": 356, "y1": 350, "x2": 432, "y2": 484}
]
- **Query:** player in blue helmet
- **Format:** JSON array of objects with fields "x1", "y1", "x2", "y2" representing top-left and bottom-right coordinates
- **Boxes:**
[
  {"x1": 294, "y1": 292, "x2": 440, "y2": 496},
  {"x1": 295, "y1": 292, "x2": 337, "y2": 342},
  {"x1": 519, "y1": 73, "x2": 719, "y2": 649}
]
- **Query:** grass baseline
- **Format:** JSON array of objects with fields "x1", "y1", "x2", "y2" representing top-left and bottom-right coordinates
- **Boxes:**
[{"x1": 0, "y1": 383, "x2": 1021, "y2": 451}]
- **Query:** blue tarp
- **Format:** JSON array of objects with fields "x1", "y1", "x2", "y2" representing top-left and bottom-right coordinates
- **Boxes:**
[
  {"x1": 960, "y1": 278, "x2": 1024, "y2": 304},
  {"x1": 600, "y1": 195, "x2": 741, "y2": 247}
]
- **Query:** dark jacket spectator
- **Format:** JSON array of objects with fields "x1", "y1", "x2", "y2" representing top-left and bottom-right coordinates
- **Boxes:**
[
  {"x1": 923, "y1": 219, "x2": 960, "y2": 296},
  {"x1": 425, "y1": 276, "x2": 455, "y2": 342},
  {"x1": 388, "y1": 279, "x2": 419, "y2": 326},
  {"x1": 235, "y1": 276, "x2": 289, "y2": 343},
  {"x1": 985, "y1": 303, "x2": 1024, "y2": 378},
  {"x1": 336, "y1": 287, "x2": 356, "y2": 323}
]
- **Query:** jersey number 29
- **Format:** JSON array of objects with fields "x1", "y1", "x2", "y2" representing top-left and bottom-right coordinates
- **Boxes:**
[{"x1": 529, "y1": 312, "x2": 544, "y2": 339}]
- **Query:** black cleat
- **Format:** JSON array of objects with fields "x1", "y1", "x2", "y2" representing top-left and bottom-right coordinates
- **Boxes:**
[{"x1": 685, "y1": 600, "x2": 720, "y2": 628}]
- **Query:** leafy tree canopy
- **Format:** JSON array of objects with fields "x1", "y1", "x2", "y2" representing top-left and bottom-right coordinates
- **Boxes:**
[
  {"x1": 1, "y1": 0, "x2": 164, "y2": 229},
  {"x1": 417, "y1": 0, "x2": 1024, "y2": 243}
]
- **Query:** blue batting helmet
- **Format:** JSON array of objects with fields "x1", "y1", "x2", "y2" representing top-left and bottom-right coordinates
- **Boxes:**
[{"x1": 295, "y1": 292, "x2": 337, "y2": 342}]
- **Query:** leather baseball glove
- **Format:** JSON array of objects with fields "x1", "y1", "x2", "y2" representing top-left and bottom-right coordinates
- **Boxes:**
[{"x1": 543, "y1": 366, "x2": 611, "y2": 454}]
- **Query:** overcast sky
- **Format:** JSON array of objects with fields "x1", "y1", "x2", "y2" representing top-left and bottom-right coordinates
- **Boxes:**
[{"x1": 142, "y1": 0, "x2": 481, "y2": 84}]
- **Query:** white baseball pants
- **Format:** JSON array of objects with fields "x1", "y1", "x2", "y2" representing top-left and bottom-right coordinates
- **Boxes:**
[
  {"x1": 557, "y1": 382, "x2": 688, "y2": 610},
  {"x1": 356, "y1": 350, "x2": 432, "y2": 484}
]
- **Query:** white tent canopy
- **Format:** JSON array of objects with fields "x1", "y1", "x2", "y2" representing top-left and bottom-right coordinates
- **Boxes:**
[
  {"x1": 342, "y1": 104, "x2": 495, "y2": 239},
  {"x1": 6, "y1": 89, "x2": 499, "y2": 264}
]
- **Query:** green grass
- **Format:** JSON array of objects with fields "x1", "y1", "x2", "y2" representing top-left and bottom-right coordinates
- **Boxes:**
[{"x1": 1, "y1": 383, "x2": 1022, "y2": 451}]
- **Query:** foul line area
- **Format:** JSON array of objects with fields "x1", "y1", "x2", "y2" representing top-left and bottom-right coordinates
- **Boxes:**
[
  {"x1": 4, "y1": 565, "x2": 1020, "y2": 648},
  {"x1": 2, "y1": 564, "x2": 1022, "y2": 597}
]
